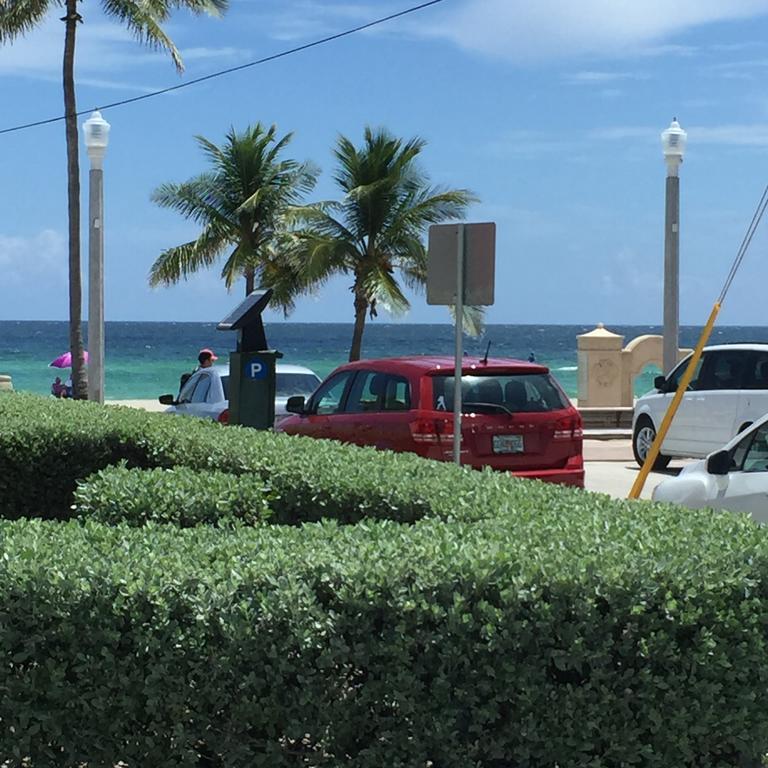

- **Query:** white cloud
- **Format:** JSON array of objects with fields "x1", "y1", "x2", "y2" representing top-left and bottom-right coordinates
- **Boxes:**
[
  {"x1": 0, "y1": 230, "x2": 67, "y2": 286},
  {"x1": 589, "y1": 126, "x2": 658, "y2": 142},
  {"x1": 564, "y1": 71, "x2": 649, "y2": 85},
  {"x1": 690, "y1": 124, "x2": 768, "y2": 146},
  {"x1": 0, "y1": 12, "x2": 247, "y2": 83},
  {"x1": 599, "y1": 247, "x2": 660, "y2": 298},
  {"x1": 253, "y1": 1, "x2": 383, "y2": 42},
  {"x1": 181, "y1": 46, "x2": 251, "y2": 62},
  {"x1": 591, "y1": 123, "x2": 768, "y2": 147},
  {"x1": 425, "y1": 0, "x2": 768, "y2": 62},
  {"x1": 483, "y1": 129, "x2": 580, "y2": 157}
]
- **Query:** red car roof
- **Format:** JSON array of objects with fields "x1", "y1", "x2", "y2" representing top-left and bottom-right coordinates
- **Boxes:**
[{"x1": 331, "y1": 355, "x2": 549, "y2": 376}]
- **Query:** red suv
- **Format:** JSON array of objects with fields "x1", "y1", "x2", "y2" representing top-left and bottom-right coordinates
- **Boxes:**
[{"x1": 277, "y1": 356, "x2": 583, "y2": 487}]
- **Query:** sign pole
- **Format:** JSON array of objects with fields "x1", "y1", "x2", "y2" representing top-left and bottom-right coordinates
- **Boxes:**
[{"x1": 453, "y1": 224, "x2": 465, "y2": 465}]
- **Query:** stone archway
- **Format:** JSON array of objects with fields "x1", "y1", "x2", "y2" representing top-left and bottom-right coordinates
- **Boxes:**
[
  {"x1": 620, "y1": 335, "x2": 665, "y2": 406},
  {"x1": 577, "y1": 325, "x2": 691, "y2": 407}
]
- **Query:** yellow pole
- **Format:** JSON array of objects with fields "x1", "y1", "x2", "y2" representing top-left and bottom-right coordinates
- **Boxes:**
[{"x1": 628, "y1": 301, "x2": 721, "y2": 499}]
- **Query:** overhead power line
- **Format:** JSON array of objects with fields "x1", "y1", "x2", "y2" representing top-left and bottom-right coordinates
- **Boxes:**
[{"x1": 0, "y1": 0, "x2": 448, "y2": 136}]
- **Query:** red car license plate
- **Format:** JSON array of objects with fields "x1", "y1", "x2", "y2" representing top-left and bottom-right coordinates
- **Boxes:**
[{"x1": 493, "y1": 434, "x2": 524, "y2": 454}]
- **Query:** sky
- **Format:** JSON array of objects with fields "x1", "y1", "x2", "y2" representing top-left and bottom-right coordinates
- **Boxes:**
[{"x1": 3, "y1": 0, "x2": 768, "y2": 327}]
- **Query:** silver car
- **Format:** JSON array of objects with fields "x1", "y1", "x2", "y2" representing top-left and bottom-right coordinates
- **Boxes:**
[
  {"x1": 159, "y1": 363, "x2": 321, "y2": 426},
  {"x1": 652, "y1": 412, "x2": 768, "y2": 522}
]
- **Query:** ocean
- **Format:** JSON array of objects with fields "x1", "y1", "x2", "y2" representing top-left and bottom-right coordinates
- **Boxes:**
[{"x1": 2, "y1": 321, "x2": 767, "y2": 401}]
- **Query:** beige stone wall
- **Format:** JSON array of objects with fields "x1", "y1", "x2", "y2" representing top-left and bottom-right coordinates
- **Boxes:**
[{"x1": 577, "y1": 325, "x2": 691, "y2": 407}]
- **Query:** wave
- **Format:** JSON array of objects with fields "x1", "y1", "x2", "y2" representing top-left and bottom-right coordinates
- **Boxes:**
[{"x1": 554, "y1": 365, "x2": 578, "y2": 371}]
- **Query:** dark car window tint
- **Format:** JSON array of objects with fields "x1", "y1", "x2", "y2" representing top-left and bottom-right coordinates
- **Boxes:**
[
  {"x1": 191, "y1": 375, "x2": 211, "y2": 403},
  {"x1": 432, "y1": 373, "x2": 568, "y2": 412},
  {"x1": 744, "y1": 352, "x2": 768, "y2": 390},
  {"x1": 667, "y1": 354, "x2": 704, "y2": 391},
  {"x1": 698, "y1": 350, "x2": 748, "y2": 391},
  {"x1": 740, "y1": 423, "x2": 768, "y2": 472},
  {"x1": 310, "y1": 372, "x2": 353, "y2": 415},
  {"x1": 276, "y1": 372, "x2": 321, "y2": 397},
  {"x1": 178, "y1": 373, "x2": 201, "y2": 404},
  {"x1": 347, "y1": 372, "x2": 411, "y2": 413}
]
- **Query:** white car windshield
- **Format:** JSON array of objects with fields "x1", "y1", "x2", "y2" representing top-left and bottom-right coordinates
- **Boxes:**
[
  {"x1": 276, "y1": 372, "x2": 320, "y2": 397},
  {"x1": 218, "y1": 372, "x2": 318, "y2": 399}
]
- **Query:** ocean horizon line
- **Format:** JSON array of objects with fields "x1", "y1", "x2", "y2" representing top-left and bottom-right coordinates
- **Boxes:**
[{"x1": 2, "y1": 319, "x2": 768, "y2": 329}]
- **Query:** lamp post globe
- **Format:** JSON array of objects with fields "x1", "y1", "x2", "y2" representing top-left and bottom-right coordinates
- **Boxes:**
[
  {"x1": 661, "y1": 118, "x2": 687, "y2": 375},
  {"x1": 83, "y1": 110, "x2": 110, "y2": 403},
  {"x1": 83, "y1": 110, "x2": 110, "y2": 167},
  {"x1": 661, "y1": 118, "x2": 687, "y2": 176}
]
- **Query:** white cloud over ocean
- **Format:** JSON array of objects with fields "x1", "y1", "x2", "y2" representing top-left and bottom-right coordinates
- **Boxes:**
[
  {"x1": 426, "y1": 0, "x2": 768, "y2": 62},
  {"x1": 0, "y1": 230, "x2": 67, "y2": 287}
]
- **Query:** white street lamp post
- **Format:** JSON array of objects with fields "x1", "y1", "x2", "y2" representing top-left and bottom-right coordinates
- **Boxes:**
[
  {"x1": 661, "y1": 117, "x2": 687, "y2": 375},
  {"x1": 83, "y1": 110, "x2": 110, "y2": 403}
]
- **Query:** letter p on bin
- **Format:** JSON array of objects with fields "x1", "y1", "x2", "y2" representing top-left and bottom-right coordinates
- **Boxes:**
[{"x1": 217, "y1": 289, "x2": 282, "y2": 429}]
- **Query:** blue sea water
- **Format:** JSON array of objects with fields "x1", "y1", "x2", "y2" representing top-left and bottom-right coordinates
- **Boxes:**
[{"x1": 2, "y1": 321, "x2": 767, "y2": 400}]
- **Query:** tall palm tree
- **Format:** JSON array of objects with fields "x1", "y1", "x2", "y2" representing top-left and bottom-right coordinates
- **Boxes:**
[
  {"x1": 291, "y1": 127, "x2": 477, "y2": 362},
  {"x1": 0, "y1": 0, "x2": 227, "y2": 398},
  {"x1": 149, "y1": 124, "x2": 318, "y2": 310}
]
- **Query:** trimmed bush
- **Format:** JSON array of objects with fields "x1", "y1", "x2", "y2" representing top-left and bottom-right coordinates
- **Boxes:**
[
  {"x1": 1, "y1": 510, "x2": 768, "y2": 767},
  {"x1": 0, "y1": 392, "x2": 569, "y2": 525},
  {"x1": 6, "y1": 392, "x2": 768, "y2": 765},
  {"x1": 73, "y1": 464, "x2": 274, "y2": 527}
]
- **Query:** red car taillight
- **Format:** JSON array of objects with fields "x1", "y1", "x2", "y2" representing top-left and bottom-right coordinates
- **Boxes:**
[
  {"x1": 553, "y1": 413, "x2": 583, "y2": 440},
  {"x1": 217, "y1": 409, "x2": 229, "y2": 425},
  {"x1": 409, "y1": 418, "x2": 453, "y2": 444}
]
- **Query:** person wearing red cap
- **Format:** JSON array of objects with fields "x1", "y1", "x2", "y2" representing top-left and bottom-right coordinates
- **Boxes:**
[
  {"x1": 197, "y1": 348, "x2": 218, "y2": 369},
  {"x1": 178, "y1": 348, "x2": 218, "y2": 391}
]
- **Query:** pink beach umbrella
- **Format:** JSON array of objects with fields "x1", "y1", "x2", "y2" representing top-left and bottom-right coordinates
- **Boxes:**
[{"x1": 49, "y1": 351, "x2": 89, "y2": 369}]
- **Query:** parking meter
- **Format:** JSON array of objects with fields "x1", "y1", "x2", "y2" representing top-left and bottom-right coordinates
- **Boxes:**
[{"x1": 217, "y1": 289, "x2": 282, "y2": 429}]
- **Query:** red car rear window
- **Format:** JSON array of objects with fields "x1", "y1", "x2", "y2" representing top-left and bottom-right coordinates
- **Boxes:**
[{"x1": 431, "y1": 373, "x2": 569, "y2": 413}]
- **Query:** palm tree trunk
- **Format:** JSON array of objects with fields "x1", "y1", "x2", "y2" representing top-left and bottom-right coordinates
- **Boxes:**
[
  {"x1": 245, "y1": 267, "x2": 255, "y2": 295},
  {"x1": 63, "y1": 0, "x2": 87, "y2": 399},
  {"x1": 349, "y1": 286, "x2": 367, "y2": 362}
]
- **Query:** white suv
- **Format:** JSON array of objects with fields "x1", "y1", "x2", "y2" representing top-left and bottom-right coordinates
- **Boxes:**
[
  {"x1": 632, "y1": 343, "x2": 768, "y2": 468},
  {"x1": 159, "y1": 363, "x2": 321, "y2": 426}
]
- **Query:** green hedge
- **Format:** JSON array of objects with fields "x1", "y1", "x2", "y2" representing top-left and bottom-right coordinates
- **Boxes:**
[
  {"x1": 0, "y1": 392, "x2": 567, "y2": 525},
  {"x1": 73, "y1": 464, "x2": 274, "y2": 527},
  {"x1": 2, "y1": 510, "x2": 768, "y2": 767},
  {"x1": 5, "y1": 392, "x2": 768, "y2": 766}
]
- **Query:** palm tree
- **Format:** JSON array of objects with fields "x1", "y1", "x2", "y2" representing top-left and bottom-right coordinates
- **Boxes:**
[
  {"x1": 291, "y1": 127, "x2": 477, "y2": 362},
  {"x1": 149, "y1": 124, "x2": 318, "y2": 310},
  {"x1": 0, "y1": 0, "x2": 227, "y2": 398}
]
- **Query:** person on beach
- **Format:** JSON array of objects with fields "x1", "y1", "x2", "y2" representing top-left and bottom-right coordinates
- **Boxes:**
[
  {"x1": 51, "y1": 377, "x2": 65, "y2": 398},
  {"x1": 528, "y1": 351, "x2": 536, "y2": 363},
  {"x1": 180, "y1": 348, "x2": 219, "y2": 391},
  {"x1": 197, "y1": 348, "x2": 218, "y2": 369}
]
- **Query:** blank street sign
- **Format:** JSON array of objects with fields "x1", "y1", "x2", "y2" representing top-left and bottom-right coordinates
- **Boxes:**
[{"x1": 426, "y1": 222, "x2": 496, "y2": 306}]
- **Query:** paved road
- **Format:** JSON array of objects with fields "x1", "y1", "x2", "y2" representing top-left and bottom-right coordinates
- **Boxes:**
[{"x1": 583, "y1": 439, "x2": 691, "y2": 501}]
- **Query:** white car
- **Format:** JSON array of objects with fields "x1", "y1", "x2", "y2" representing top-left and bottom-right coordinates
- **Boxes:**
[
  {"x1": 159, "y1": 363, "x2": 321, "y2": 426},
  {"x1": 633, "y1": 343, "x2": 768, "y2": 469},
  {"x1": 652, "y1": 413, "x2": 768, "y2": 521}
]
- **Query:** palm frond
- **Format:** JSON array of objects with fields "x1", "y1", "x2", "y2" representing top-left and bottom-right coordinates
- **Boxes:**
[
  {"x1": 363, "y1": 264, "x2": 410, "y2": 316},
  {"x1": 151, "y1": 123, "x2": 316, "y2": 306},
  {"x1": 447, "y1": 304, "x2": 485, "y2": 338},
  {"x1": 101, "y1": 0, "x2": 183, "y2": 70},
  {"x1": 101, "y1": 0, "x2": 226, "y2": 72},
  {"x1": 151, "y1": 174, "x2": 235, "y2": 231},
  {"x1": 148, "y1": 225, "x2": 229, "y2": 286},
  {"x1": 0, "y1": 0, "x2": 52, "y2": 42}
]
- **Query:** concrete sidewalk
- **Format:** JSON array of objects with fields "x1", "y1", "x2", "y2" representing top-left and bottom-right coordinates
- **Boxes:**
[{"x1": 583, "y1": 439, "x2": 689, "y2": 500}]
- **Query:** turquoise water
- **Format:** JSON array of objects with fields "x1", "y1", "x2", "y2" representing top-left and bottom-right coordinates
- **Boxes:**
[{"x1": 3, "y1": 320, "x2": 765, "y2": 401}]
